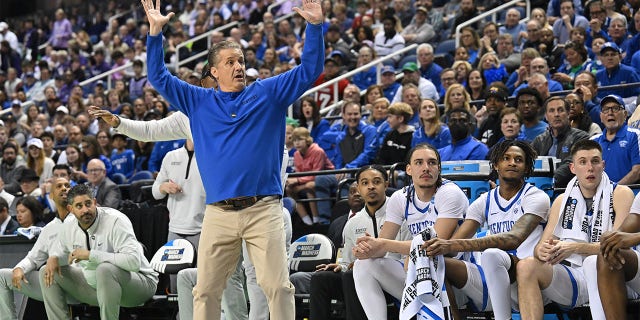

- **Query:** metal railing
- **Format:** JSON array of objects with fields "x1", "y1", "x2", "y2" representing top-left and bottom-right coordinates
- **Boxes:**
[
  {"x1": 267, "y1": 0, "x2": 292, "y2": 13},
  {"x1": 454, "y1": 0, "x2": 530, "y2": 47},
  {"x1": 309, "y1": 44, "x2": 418, "y2": 116},
  {"x1": 173, "y1": 21, "x2": 239, "y2": 71},
  {"x1": 79, "y1": 62, "x2": 133, "y2": 90}
]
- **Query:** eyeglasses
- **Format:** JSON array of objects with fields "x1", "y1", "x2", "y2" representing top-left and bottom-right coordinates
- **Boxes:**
[
  {"x1": 601, "y1": 106, "x2": 625, "y2": 114},
  {"x1": 566, "y1": 100, "x2": 582, "y2": 106}
]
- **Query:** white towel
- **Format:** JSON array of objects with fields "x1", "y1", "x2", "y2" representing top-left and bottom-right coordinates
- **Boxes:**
[
  {"x1": 554, "y1": 172, "x2": 615, "y2": 265},
  {"x1": 400, "y1": 227, "x2": 451, "y2": 320},
  {"x1": 16, "y1": 226, "x2": 42, "y2": 239}
]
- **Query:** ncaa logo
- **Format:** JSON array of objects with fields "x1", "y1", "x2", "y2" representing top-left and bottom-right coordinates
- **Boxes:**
[{"x1": 620, "y1": 140, "x2": 628, "y2": 148}]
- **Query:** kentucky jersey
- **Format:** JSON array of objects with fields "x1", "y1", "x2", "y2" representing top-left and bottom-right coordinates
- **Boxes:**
[
  {"x1": 386, "y1": 181, "x2": 468, "y2": 237},
  {"x1": 467, "y1": 183, "x2": 550, "y2": 259}
]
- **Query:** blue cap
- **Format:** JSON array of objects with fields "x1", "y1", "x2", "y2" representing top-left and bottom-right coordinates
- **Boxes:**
[
  {"x1": 600, "y1": 94, "x2": 624, "y2": 108},
  {"x1": 380, "y1": 65, "x2": 395, "y2": 74},
  {"x1": 329, "y1": 50, "x2": 344, "y2": 58},
  {"x1": 600, "y1": 42, "x2": 622, "y2": 54}
]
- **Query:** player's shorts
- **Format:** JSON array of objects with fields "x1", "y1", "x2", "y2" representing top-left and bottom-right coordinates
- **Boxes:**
[{"x1": 541, "y1": 263, "x2": 588, "y2": 308}]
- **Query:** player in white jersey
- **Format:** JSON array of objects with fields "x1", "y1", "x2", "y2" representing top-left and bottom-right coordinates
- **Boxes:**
[
  {"x1": 517, "y1": 140, "x2": 633, "y2": 319},
  {"x1": 424, "y1": 140, "x2": 550, "y2": 320},
  {"x1": 588, "y1": 185, "x2": 640, "y2": 318},
  {"x1": 351, "y1": 144, "x2": 468, "y2": 319}
]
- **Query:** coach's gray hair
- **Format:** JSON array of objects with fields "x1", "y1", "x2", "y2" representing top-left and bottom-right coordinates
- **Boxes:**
[{"x1": 207, "y1": 40, "x2": 243, "y2": 68}]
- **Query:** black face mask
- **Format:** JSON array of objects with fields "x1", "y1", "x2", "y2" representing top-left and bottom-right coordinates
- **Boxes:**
[{"x1": 449, "y1": 122, "x2": 469, "y2": 141}]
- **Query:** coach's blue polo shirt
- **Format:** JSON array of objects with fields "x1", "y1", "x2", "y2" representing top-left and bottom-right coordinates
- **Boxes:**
[{"x1": 592, "y1": 125, "x2": 640, "y2": 182}]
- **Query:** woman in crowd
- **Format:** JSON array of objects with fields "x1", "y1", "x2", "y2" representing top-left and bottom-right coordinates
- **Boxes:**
[
  {"x1": 478, "y1": 52, "x2": 508, "y2": 85},
  {"x1": 25, "y1": 138, "x2": 55, "y2": 186},
  {"x1": 443, "y1": 83, "x2": 475, "y2": 117},
  {"x1": 96, "y1": 129, "x2": 113, "y2": 158},
  {"x1": 16, "y1": 196, "x2": 46, "y2": 228},
  {"x1": 565, "y1": 92, "x2": 602, "y2": 136},
  {"x1": 459, "y1": 26, "x2": 481, "y2": 65},
  {"x1": 465, "y1": 69, "x2": 487, "y2": 102},
  {"x1": 298, "y1": 96, "x2": 330, "y2": 143},
  {"x1": 452, "y1": 60, "x2": 472, "y2": 86},
  {"x1": 412, "y1": 98, "x2": 451, "y2": 149},
  {"x1": 552, "y1": 41, "x2": 593, "y2": 89},
  {"x1": 81, "y1": 135, "x2": 112, "y2": 176}
]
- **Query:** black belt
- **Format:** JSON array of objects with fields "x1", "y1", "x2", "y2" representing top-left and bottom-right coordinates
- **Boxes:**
[{"x1": 212, "y1": 195, "x2": 276, "y2": 210}]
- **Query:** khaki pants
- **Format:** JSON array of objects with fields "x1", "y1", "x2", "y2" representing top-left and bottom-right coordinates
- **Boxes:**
[{"x1": 193, "y1": 197, "x2": 294, "y2": 320}]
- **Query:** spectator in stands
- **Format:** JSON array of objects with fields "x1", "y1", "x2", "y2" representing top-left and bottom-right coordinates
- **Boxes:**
[
  {"x1": 417, "y1": 44, "x2": 443, "y2": 93},
  {"x1": 314, "y1": 56, "x2": 350, "y2": 110},
  {"x1": 110, "y1": 133, "x2": 135, "y2": 180},
  {"x1": 552, "y1": 41, "x2": 593, "y2": 88},
  {"x1": 374, "y1": 102, "x2": 414, "y2": 165},
  {"x1": 373, "y1": 15, "x2": 405, "y2": 65},
  {"x1": 426, "y1": 139, "x2": 549, "y2": 320},
  {"x1": 439, "y1": 68, "x2": 457, "y2": 100},
  {"x1": 0, "y1": 197, "x2": 16, "y2": 234},
  {"x1": 466, "y1": 69, "x2": 487, "y2": 102},
  {"x1": 412, "y1": 98, "x2": 451, "y2": 149},
  {"x1": 353, "y1": 145, "x2": 468, "y2": 319},
  {"x1": 532, "y1": 96, "x2": 590, "y2": 187},
  {"x1": 0, "y1": 177, "x2": 69, "y2": 318},
  {"x1": 495, "y1": 107, "x2": 527, "y2": 144},
  {"x1": 351, "y1": 45, "x2": 377, "y2": 90},
  {"x1": 129, "y1": 60, "x2": 149, "y2": 100},
  {"x1": 516, "y1": 87, "x2": 547, "y2": 142},
  {"x1": 298, "y1": 96, "x2": 330, "y2": 144},
  {"x1": 393, "y1": 83, "x2": 423, "y2": 128},
  {"x1": 478, "y1": 52, "x2": 508, "y2": 85},
  {"x1": 478, "y1": 22, "x2": 499, "y2": 58},
  {"x1": 309, "y1": 168, "x2": 384, "y2": 320},
  {"x1": 15, "y1": 196, "x2": 45, "y2": 228},
  {"x1": 80, "y1": 135, "x2": 112, "y2": 176},
  {"x1": 443, "y1": 83, "x2": 474, "y2": 117},
  {"x1": 40, "y1": 184, "x2": 157, "y2": 320},
  {"x1": 64, "y1": 144, "x2": 85, "y2": 183},
  {"x1": 458, "y1": 27, "x2": 481, "y2": 65},
  {"x1": 477, "y1": 85, "x2": 509, "y2": 148},
  {"x1": 595, "y1": 42, "x2": 640, "y2": 99},
  {"x1": 0, "y1": 142, "x2": 26, "y2": 195},
  {"x1": 96, "y1": 130, "x2": 112, "y2": 158},
  {"x1": 380, "y1": 65, "x2": 400, "y2": 102},
  {"x1": 401, "y1": 6, "x2": 435, "y2": 45},
  {"x1": 506, "y1": 47, "x2": 541, "y2": 94},
  {"x1": 315, "y1": 101, "x2": 377, "y2": 217},
  {"x1": 287, "y1": 127, "x2": 334, "y2": 225},
  {"x1": 552, "y1": 0, "x2": 589, "y2": 44},
  {"x1": 366, "y1": 96, "x2": 389, "y2": 128},
  {"x1": 325, "y1": 24, "x2": 354, "y2": 63},
  {"x1": 49, "y1": 9, "x2": 73, "y2": 50},
  {"x1": 84, "y1": 158, "x2": 121, "y2": 209},
  {"x1": 522, "y1": 20, "x2": 543, "y2": 51},
  {"x1": 622, "y1": 10, "x2": 640, "y2": 66},
  {"x1": 439, "y1": 108, "x2": 488, "y2": 161},
  {"x1": 452, "y1": 0, "x2": 480, "y2": 33},
  {"x1": 514, "y1": 57, "x2": 564, "y2": 95},
  {"x1": 547, "y1": 0, "x2": 584, "y2": 25},
  {"x1": 566, "y1": 92, "x2": 602, "y2": 136},
  {"x1": 593, "y1": 191, "x2": 640, "y2": 318},
  {"x1": 393, "y1": 62, "x2": 439, "y2": 104},
  {"x1": 500, "y1": 8, "x2": 527, "y2": 49},
  {"x1": 518, "y1": 139, "x2": 631, "y2": 319},
  {"x1": 25, "y1": 138, "x2": 54, "y2": 186},
  {"x1": 592, "y1": 95, "x2": 640, "y2": 184},
  {"x1": 606, "y1": 16, "x2": 630, "y2": 49}
]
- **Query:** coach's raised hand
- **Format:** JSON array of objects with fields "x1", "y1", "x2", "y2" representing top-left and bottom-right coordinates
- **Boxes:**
[
  {"x1": 142, "y1": 0, "x2": 174, "y2": 36},
  {"x1": 293, "y1": 0, "x2": 324, "y2": 25}
]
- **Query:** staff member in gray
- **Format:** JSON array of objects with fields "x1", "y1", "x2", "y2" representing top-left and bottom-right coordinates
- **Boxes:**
[{"x1": 40, "y1": 184, "x2": 158, "y2": 320}]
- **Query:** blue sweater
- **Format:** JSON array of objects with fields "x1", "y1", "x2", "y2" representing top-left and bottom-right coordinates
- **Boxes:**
[{"x1": 146, "y1": 23, "x2": 324, "y2": 204}]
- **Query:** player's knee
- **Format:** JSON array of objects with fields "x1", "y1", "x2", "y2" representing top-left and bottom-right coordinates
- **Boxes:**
[
  {"x1": 481, "y1": 248, "x2": 510, "y2": 268},
  {"x1": 516, "y1": 256, "x2": 540, "y2": 280}
]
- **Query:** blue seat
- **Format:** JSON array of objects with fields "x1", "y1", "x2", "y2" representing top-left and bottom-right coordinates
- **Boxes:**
[
  {"x1": 129, "y1": 170, "x2": 154, "y2": 183},
  {"x1": 434, "y1": 39, "x2": 456, "y2": 56},
  {"x1": 110, "y1": 173, "x2": 128, "y2": 185}
]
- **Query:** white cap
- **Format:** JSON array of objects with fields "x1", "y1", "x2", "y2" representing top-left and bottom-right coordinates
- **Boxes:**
[
  {"x1": 56, "y1": 106, "x2": 69, "y2": 114},
  {"x1": 246, "y1": 68, "x2": 259, "y2": 78},
  {"x1": 27, "y1": 138, "x2": 43, "y2": 149}
]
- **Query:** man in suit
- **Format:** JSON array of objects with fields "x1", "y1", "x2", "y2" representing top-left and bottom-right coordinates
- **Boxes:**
[
  {"x1": 85, "y1": 158, "x2": 121, "y2": 208},
  {"x1": 0, "y1": 197, "x2": 17, "y2": 234}
]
